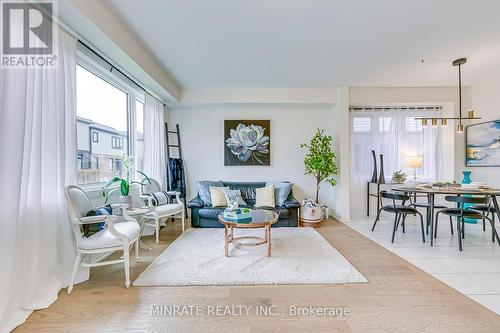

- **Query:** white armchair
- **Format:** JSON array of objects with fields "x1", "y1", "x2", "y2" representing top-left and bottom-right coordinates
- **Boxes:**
[
  {"x1": 140, "y1": 178, "x2": 185, "y2": 243},
  {"x1": 65, "y1": 185, "x2": 141, "y2": 293}
]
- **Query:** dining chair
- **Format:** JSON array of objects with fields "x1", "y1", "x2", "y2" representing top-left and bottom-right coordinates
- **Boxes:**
[
  {"x1": 372, "y1": 191, "x2": 426, "y2": 243},
  {"x1": 434, "y1": 196, "x2": 500, "y2": 251},
  {"x1": 469, "y1": 203, "x2": 497, "y2": 241},
  {"x1": 139, "y1": 178, "x2": 185, "y2": 243},
  {"x1": 65, "y1": 185, "x2": 141, "y2": 293},
  {"x1": 409, "y1": 195, "x2": 447, "y2": 235}
]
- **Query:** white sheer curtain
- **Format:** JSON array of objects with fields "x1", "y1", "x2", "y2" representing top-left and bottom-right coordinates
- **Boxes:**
[
  {"x1": 349, "y1": 107, "x2": 443, "y2": 218},
  {"x1": 143, "y1": 92, "x2": 166, "y2": 190},
  {"x1": 0, "y1": 30, "x2": 80, "y2": 332}
]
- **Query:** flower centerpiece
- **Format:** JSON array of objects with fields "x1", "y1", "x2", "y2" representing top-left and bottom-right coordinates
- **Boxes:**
[{"x1": 391, "y1": 170, "x2": 407, "y2": 184}]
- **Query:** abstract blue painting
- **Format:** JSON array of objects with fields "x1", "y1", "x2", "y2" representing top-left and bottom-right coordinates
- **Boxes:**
[{"x1": 466, "y1": 120, "x2": 500, "y2": 167}]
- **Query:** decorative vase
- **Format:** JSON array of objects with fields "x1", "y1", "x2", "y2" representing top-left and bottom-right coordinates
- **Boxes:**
[
  {"x1": 378, "y1": 154, "x2": 385, "y2": 184},
  {"x1": 462, "y1": 171, "x2": 472, "y2": 184},
  {"x1": 120, "y1": 195, "x2": 133, "y2": 210},
  {"x1": 370, "y1": 150, "x2": 378, "y2": 183},
  {"x1": 461, "y1": 171, "x2": 475, "y2": 224}
]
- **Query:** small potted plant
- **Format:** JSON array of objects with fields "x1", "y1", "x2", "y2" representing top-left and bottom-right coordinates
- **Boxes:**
[
  {"x1": 392, "y1": 170, "x2": 407, "y2": 184},
  {"x1": 300, "y1": 129, "x2": 338, "y2": 224},
  {"x1": 102, "y1": 155, "x2": 151, "y2": 209}
]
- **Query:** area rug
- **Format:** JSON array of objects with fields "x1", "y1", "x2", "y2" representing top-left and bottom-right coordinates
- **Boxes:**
[{"x1": 133, "y1": 227, "x2": 367, "y2": 286}]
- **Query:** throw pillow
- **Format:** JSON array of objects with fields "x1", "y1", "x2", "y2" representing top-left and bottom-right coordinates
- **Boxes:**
[
  {"x1": 255, "y1": 185, "x2": 275, "y2": 207},
  {"x1": 223, "y1": 189, "x2": 247, "y2": 207},
  {"x1": 197, "y1": 180, "x2": 223, "y2": 205},
  {"x1": 266, "y1": 181, "x2": 293, "y2": 206},
  {"x1": 84, "y1": 204, "x2": 112, "y2": 237},
  {"x1": 210, "y1": 186, "x2": 229, "y2": 207},
  {"x1": 144, "y1": 191, "x2": 170, "y2": 206}
]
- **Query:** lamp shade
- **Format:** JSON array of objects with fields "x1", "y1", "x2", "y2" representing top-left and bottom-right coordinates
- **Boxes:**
[{"x1": 407, "y1": 156, "x2": 423, "y2": 168}]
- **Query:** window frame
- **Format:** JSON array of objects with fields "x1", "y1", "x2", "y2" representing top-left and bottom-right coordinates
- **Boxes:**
[
  {"x1": 76, "y1": 49, "x2": 145, "y2": 186},
  {"x1": 111, "y1": 135, "x2": 124, "y2": 150}
]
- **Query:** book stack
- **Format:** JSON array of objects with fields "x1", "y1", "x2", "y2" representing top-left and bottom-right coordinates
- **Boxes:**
[{"x1": 223, "y1": 208, "x2": 252, "y2": 223}]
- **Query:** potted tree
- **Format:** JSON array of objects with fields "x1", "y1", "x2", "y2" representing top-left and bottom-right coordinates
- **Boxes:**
[{"x1": 300, "y1": 129, "x2": 338, "y2": 225}]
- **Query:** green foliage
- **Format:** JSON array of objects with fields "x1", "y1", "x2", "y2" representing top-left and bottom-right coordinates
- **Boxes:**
[
  {"x1": 300, "y1": 129, "x2": 338, "y2": 203},
  {"x1": 102, "y1": 170, "x2": 152, "y2": 203}
]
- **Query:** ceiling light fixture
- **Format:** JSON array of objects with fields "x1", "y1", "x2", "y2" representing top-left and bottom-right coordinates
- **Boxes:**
[{"x1": 414, "y1": 58, "x2": 480, "y2": 133}]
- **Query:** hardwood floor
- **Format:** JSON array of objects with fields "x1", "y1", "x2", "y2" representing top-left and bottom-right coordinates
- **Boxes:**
[{"x1": 15, "y1": 219, "x2": 500, "y2": 333}]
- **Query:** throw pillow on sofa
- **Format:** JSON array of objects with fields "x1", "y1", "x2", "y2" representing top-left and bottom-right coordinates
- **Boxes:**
[
  {"x1": 209, "y1": 186, "x2": 229, "y2": 207},
  {"x1": 266, "y1": 181, "x2": 293, "y2": 206},
  {"x1": 197, "y1": 180, "x2": 223, "y2": 205},
  {"x1": 223, "y1": 188, "x2": 247, "y2": 206},
  {"x1": 255, "y1": 185, "x2": 275, "y2": 207}
]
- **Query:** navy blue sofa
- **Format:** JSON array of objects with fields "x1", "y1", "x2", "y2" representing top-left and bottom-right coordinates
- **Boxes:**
[{"x1": 187, "y1": 181, "x2": 300, "y2": 228}]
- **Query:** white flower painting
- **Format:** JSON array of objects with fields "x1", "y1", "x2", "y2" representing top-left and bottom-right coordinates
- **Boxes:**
[{"x1": 224, "y1": 120, "x2": 270, "y2": 166}]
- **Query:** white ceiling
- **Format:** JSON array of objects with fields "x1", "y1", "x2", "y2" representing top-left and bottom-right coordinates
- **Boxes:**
[{"x1": 106, "y1": 0, "x2": 500, "y2": 88}]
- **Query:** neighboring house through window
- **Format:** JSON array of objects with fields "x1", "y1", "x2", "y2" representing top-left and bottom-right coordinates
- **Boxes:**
[{"x1": 76, "y1": 42, "x2": 145, "y2": 185}]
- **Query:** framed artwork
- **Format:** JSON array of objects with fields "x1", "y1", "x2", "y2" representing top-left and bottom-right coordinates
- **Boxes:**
[
  {"x1": 224, "y1": 120, "x2": 270, "y2": 166},
  {"x1": 466, "y1": 120, "x2": 500, "y2": 167}
]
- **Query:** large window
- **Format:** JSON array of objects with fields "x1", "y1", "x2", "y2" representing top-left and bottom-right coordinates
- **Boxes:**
[
  {"x1": 76, "y1": 45, "x2": 146, "y2": 185},
  {"x1": 350, "y1": 106, "x2": 444, "y2": 218},
  {"x1": 350, "y1": 107, "x2": 443, "y2": 181},
  {"x1": 76, "y1": 65, "x2": 128, "y2": 184}
]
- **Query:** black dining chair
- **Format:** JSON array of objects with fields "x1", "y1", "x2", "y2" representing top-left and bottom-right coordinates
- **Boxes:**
[
  {"x1": 434, "y1": 196, "x2": 500, "y2": 251},
  {"x1": 372, "y1": 191, "x2": 425, "y2": 243},
  {"x1": 409, "y1": 195, "x2": 448, "y2": 235},
  {"x1": 469, "y1": 203, "x2": 497, "y2": 242}
]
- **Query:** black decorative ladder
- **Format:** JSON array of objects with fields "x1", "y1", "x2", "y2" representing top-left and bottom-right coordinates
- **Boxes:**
[
  {"x1": 165, "y1": 123, "x2": 188, "y2": 216},
  {"x1": 165, "y1": 123, "x2": 182, "y2": 160}
]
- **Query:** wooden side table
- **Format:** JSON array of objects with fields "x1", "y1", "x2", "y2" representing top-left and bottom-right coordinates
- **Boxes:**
[{"x1": 218, "y1": 210, "x2": 278, "y2": 257}]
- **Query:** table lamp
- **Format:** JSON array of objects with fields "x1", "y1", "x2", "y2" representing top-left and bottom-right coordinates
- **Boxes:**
[{"x1": 407, "y1": 156, "x2": 423, "y2": 182}]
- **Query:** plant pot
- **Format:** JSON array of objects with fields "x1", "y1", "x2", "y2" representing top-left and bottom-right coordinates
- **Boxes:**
[
  {"x1": 300, "y1": 205, "x2": 323, "y2": 222},
  {"x1": 120, "y1": 195, "x2": 133, "y2": 210}
]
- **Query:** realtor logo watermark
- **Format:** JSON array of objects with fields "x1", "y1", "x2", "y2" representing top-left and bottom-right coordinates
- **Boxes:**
[{"x1": 1, "y1": 0, "x2": 58, "y2": 68}]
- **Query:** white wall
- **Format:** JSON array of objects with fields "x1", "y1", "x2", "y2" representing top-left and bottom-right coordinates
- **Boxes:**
[
  {"x1": 328, "y1": 87, "x2": 350, "y2": 221},
  {"x1": 460, "y1": 77, "x2": 500, "y2": 186},
  {"x1": 169, "y1": 104, "x2": 339, "y2": 210}
]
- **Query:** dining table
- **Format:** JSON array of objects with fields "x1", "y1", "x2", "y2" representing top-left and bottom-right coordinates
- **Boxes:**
[{"x1": 392, "y1": 186, "x2": 500, "y2": 246}]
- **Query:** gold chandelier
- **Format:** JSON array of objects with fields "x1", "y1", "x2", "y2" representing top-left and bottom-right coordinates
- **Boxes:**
[{"x1": 415, "y1": 58, "x2": 480, "y2": 133}]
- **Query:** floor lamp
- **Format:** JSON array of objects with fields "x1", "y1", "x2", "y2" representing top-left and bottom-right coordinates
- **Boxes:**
[{"x1": 407, "y1": 156, "x2": 423, "y2": 182}]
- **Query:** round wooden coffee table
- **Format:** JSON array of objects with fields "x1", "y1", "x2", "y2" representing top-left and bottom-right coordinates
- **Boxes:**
[{"x1": 218, "y1": 209, "x2": 279, "y2": 257}]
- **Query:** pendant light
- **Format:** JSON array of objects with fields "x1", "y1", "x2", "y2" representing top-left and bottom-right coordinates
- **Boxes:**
[{"x1": 414, "y1": 58, "x2": 480, "y2": 132}]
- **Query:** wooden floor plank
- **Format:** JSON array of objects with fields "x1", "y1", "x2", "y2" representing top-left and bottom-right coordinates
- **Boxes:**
[{"x1": 14, "y1": 219, "x2": 500, "y2": 332}]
